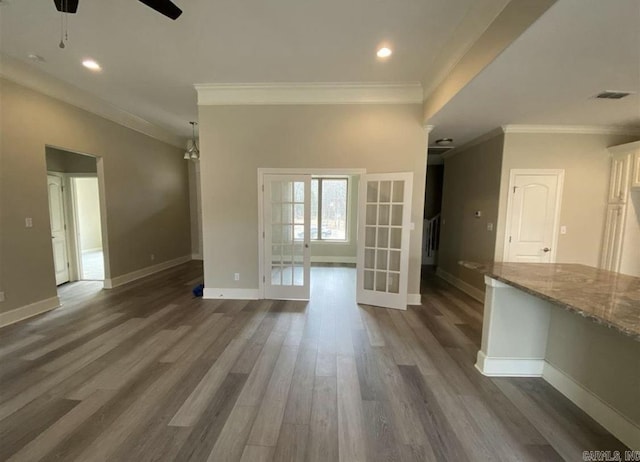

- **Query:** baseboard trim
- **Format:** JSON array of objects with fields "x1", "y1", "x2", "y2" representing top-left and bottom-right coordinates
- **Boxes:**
[
  {"x1": 475, "y1": 351, "x2": 545, "y2": 377},
  {"x1": 0, "y1": 296, "x2": 60, "y2": 328},
  {"x1": 103, "y1": 255, "x2": 192, "y2": 289},
  {"x1": 203, "y1": 288, "x2": 261, "y2": 300},
  {"x1": 475, "y1": 353, "x2": 640, "y2": 448},
  {"x1": 310, "y1": 256, "x2": 357, "y2": 264},
  {"x1": 407, "y1": 293, "x2": 422, "y2": 306},
  {"x1": 436, "y1": 267, "x2": 485, "y2": 302},
  {"x1": 542, "y1": 362, "x2": 640, "y2": 450},
  {"x1": 191, "y1": 253, "x2": 203, "y2": 261}
]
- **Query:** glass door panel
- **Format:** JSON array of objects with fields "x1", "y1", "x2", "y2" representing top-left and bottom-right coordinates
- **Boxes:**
[
  {"x1": 264, "y1": 174, "x2": 311, "y2": 300},
  {"x1": 356, "y1": 173, "x2": 413, "y2": 310}
]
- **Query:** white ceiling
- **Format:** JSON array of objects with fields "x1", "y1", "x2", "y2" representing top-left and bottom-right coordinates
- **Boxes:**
[
  {"x1": 429, "y1": 0, "x2": 640, "y2": 147},
  {"x1": 3, "y1": 0, "x2": 637, "y2": 144},
  {"x1": 0, "y1": 0, "x2": 476, "y2": 137}
]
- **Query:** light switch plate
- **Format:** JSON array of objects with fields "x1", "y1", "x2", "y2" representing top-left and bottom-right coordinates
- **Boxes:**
[
  {"x1": 487, "y1": 223, "x2": 494, "y2": 231},
  {"x1": 25, "y1": 217, "x2": 33, "y2": 228},
  {"x1": 560, "y1": 226, "x2": 567, "y2": 235},
  {"x1": 0, "y1": 291, "x2": 4, "y2": 302}
]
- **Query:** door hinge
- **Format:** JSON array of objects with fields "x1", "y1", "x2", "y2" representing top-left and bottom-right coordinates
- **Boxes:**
[
  {"x1": 263, "y1": 276, "x2": 265, "y2": 283},
  {"x1": 262, "y1": 184, "x2": 264, "y2": 192},
  {"x1": 262, "y1": 231, "x2": 265, "y2": 238},
  {"x1": 509, "y1": 236, "x2": 512, "y2": 243},
  {"x1": 513, "y1": 186, "x2": 517, "y2": 193}
]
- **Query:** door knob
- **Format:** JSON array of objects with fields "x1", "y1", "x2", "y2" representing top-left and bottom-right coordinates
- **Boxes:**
[
  {"x1": 542, "y1": 247, "x2": 551, "y2": 252},
  {"x1": 305, "y1": 243, "x2": 309, "y2": 248}
]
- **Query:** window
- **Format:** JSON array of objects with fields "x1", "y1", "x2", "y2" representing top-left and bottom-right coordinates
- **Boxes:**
[{"x1": 310, "y1": 177, "x2": 349, "y2": 241}]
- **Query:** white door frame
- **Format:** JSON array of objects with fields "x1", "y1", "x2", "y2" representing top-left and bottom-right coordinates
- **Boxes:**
[
  {"x1": 502, "y1": 169, "x2": 564, "y2": 263},
  {"x1": 257, "y1": 167, "x2": 366, "y2": 298}
]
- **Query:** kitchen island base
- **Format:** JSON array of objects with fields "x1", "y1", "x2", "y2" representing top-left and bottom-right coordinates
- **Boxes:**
[{"x1": 476, "y1": 276, "x2": 640, "y2": 450}]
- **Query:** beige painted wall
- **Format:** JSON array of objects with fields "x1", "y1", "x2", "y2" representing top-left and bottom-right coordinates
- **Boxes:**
[
  {"x1": 0, "y1": 79, "x2": 191, "y2": 314},
  {"x1": 495, "y1": 132, "x2": 639, "y2": 265},
  {"x1": 199, "y1": 104, "x2": 427, "y2": 295},
  {"x1": 46, "y1": 147, "x2": 97, "y2": 173},
  {"x1": 188, "y1": 161, "x2": 203, "y2": 258},
  {"x1": 74, "y1": 178, "x2": 103, "y2": 251},
  {"x1": 439, "y1": 134, "x2": 504, "y2": 291},
  {"x1": 546, "y1": 305, "x2": 640, "y2": 431},
  {"x1": 310, "y1": 175, "x2": 358, "y2": 261}
]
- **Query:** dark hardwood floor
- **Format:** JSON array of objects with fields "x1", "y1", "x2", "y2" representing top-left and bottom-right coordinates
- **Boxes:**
[{"x1": 0, "y1": 261, "x2": 627, "y2": 461}]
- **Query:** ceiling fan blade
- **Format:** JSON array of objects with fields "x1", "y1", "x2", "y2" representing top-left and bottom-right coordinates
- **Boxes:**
[
  {"x1": 137, "y1": 0, "x2": 182, "y2": 20},
  {"x1": 53, "y1": 0, "x2": 79, "y2": 13}
]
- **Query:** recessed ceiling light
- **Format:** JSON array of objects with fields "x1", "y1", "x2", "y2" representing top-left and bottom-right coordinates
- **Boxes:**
[
  {"x1": 435, "y1": 138, "x2": 454, "y2": 145},
  {"x1": 82, "y1": 59, "x2": 101, "y2": 71},
  {"x1": 376, "y1": 47, "x2": 392, "y2": 58},
  {"x1": 27, "y1": 53, "x2": 46, "y2": 63}
]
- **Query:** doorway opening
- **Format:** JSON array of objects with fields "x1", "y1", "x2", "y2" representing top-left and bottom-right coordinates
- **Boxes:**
[
  {"x1": 258, "y1": 168, "x2": 414, "y2": 310},
  {"x1": 258, "y1": 170, "x2": 363, "y2": 305},
  {"x1": 71, "y1": 177, "x2": 104, "y2": 280},
  {"x1": 45, "y1": 146, "x2": 108, "y2": 287}
]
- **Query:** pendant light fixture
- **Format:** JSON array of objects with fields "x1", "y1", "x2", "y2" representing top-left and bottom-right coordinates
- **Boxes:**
[{"x1": 184, "y1": 121, "x2": 199, "y2": 161}]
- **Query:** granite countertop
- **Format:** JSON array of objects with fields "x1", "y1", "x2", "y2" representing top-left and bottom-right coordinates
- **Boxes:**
[{"x1": 460, "y1": 261, "x2": 640, "y2": 340}]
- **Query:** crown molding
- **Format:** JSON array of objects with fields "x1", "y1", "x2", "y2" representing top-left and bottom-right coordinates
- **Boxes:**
[
  {"x1": 0, "y1": 54, "x2": 184, "y2": 148},
  {"x1": 501, "y1": 124, "x2": 640, "y2": 136},
  {"x1": 194, "y1": 82, "x2": 423, "y2": 106}
]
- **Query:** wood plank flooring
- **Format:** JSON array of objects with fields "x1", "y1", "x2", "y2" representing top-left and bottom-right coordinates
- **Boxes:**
[{"x1": 0, "y1": 262, "x2": 628, "y2": 461}]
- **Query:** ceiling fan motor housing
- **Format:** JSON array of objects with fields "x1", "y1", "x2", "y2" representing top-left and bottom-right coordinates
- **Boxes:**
[{"x1": 53, "y1": 0, "x2": 79, "y2": 13}]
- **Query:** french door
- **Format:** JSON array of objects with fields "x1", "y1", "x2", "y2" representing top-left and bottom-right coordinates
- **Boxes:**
[
  {"x1": 356, "y1": 173, "x2": 413, "y2": 310},
  {"x1": 263, "y1": 174, "x2": 311, "y2": 300}
]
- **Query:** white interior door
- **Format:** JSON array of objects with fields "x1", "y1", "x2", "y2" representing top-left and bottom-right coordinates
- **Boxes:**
[
  {"x1": 48, "y1": 175, "x2": 70, "y2": 285},
  {"x1": 264, "y1": 174, "x2": 311, "y2": 300},
  {"x1": 505, "y1": 171, "x2": 563, "y2": 263},
  {"x1": 356, "y1": 172, "x2": 413, "y2": 310}
]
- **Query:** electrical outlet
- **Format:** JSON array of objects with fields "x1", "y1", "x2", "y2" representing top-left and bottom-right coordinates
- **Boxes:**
[
  {"x1": 0, "y1": 291, "x2": 4, "y2": 302},
  {"x1": 150, "y1": 254, "x2": 155, "y2": 261},
  {"x1": 25, "y1": 217, "x2": 33, "y2": 228},
  {"x1": 487, "y1": 222, "x2": 494, "y2": 231},
  {"x1": 234, "y1": 273, "x2": 240, "y2": 281},
  {"x1": 560, "y1": 226, "x2": 567, "y2": 235}
]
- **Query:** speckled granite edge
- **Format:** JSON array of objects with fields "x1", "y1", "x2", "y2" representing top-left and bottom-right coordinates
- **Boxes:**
[{"x1": 459, "y1": 261, "x2": 640, "y2": 341}]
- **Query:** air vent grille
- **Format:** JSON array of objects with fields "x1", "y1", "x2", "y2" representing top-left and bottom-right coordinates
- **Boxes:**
[{"x1": 595, "y1": 91, "x2": 633, "y2": 99}]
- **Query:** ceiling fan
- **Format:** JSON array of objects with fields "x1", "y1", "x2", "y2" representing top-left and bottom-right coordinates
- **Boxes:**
[{"x1": 53, "y1": 0, "x2": 183, "y2": 20}]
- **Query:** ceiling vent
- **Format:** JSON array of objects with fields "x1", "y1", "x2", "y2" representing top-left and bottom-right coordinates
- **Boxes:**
[{"x1": 595, "y1": 91, "x2": 633, "y2": 100}]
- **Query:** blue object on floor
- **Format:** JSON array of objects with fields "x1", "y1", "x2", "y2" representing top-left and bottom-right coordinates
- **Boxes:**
[{"x1": 192, "y1": 284, "x2": 204, "y2": 297}]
